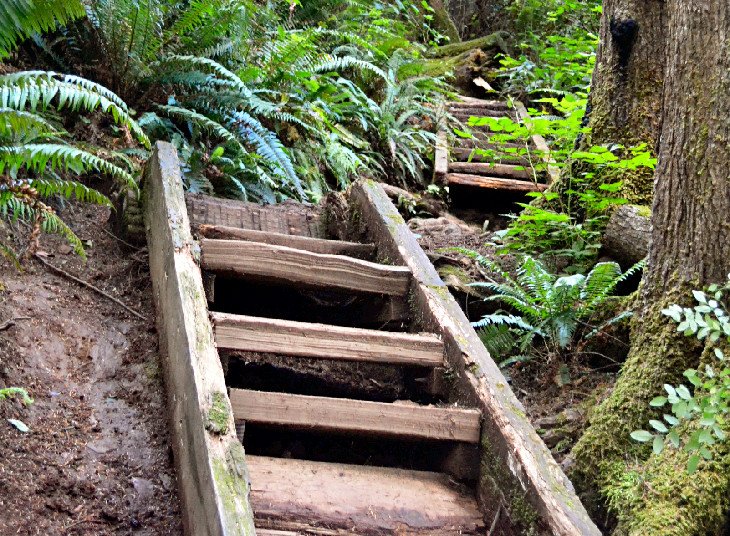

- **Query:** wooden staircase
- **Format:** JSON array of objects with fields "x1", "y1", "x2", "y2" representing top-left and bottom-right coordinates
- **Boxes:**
[
  {"x1": 192, "y1": 197, "x2": 487, "y2": 534},
  {"x1": 435, "y1": 96, "x2": 558, "y2": 193},
  {"x1": 144, "y1": 142, "x2": 602, "y2": 536}
]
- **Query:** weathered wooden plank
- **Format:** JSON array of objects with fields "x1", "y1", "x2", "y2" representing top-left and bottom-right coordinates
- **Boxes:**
[
  {"x1": 434, "y1": 130, "x2": 449, "y2": 182},
  {"x1": 348, "y1": 180, "x2": 601, "y2": 536},
  {"x1": 447, "y1": 173, "x2": 548, "y2": 192},
  {"x1": 197, "y1": 225, "x2": 375, "y2": 259},
  {"x1": 186, "y1": 194, "x2": 325, "y2": 237},
  {"x1": 230, "y1": 389, "x2": 481, "y2": 443},
  {"x1": 200, "y1": 239, "x2": 411, "y2": 296},
  {"x1": 449, "y1": 97, "x2": 509, "y2": 109},
  {"x1": 248, "y1": 456, "x2": 485, "y2": 535},
  {"x1": 449, "y1": 161, "x2": 533, "y2": 180},
  {"x1": 143, "y1": 142, "x2": 256, "y2": 536},
  {"x1": 212, "y1": 312, "x2": 443, "y2": 366},
  {"x1": 450, "y1": 147, "x2": 532, "y2": 166}
]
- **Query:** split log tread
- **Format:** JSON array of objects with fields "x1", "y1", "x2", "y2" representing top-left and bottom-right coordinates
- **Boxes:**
[
  {"x1": 247, "y1": 455, "x2": 486, "y2": 535},
  {"x1": 447, "y1": 173, "x2": 548, "y2": 192},
  {"x1": 229, "y1": 389, "x2": 482, "y2": 443},
  {"x1": 200, "y1": 238, "x2": 411, "y2": 296},
  {"x1": 198, "y1": 224, "x2": 376, "y2": 259},
  {"x1": 212, "y1": 312, "x2": 444, "y2": 366},
  {"x1": 449, "y1": 161, "x2": 533, "y2": 180}
]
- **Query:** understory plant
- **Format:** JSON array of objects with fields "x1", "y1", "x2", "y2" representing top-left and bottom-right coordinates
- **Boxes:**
[
  {"x1": 465, "y1": 253, "x2": 642, "y2": 365},
  {"x1": 632, "y1": 280, "x2": 730, "y2": 473}
]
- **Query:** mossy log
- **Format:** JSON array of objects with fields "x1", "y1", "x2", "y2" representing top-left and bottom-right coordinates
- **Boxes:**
[
  {"x1": 429, "y1": 32, "x2": 509, "y2": 58},
  {"x1": 602, "y1": 205, "x2": 650, "y2": 266},
  {"x1": 428, "y1": 0, "x2": 460, "y2": 43}
]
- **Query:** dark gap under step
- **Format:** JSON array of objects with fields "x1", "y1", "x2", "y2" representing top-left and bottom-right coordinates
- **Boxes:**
[
  {"x1": 209, "y1": 276, "x2": 412, "y2": 331},
  {"x1": 240, "y1": 424, "x2": 480, "y2": 483},
  {"x1": 223, "y1": 352, "x2": 444, "y2": 404}
]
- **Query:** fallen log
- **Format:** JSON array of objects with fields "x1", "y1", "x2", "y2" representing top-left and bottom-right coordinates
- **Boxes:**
[{"x1": 602, "y1": 204, "x2": 651, "y2": 266}]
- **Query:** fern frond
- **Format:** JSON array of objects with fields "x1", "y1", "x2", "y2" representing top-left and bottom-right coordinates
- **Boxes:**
[
  {"x1": 0, "y1": 144, "x2": 137, "y2": 191},
  {"x1": 0, "y1": 0, "x2": 85, "y2": 58}
]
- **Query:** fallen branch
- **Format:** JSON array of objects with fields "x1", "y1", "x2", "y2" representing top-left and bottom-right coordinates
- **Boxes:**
[
  {"x1": 0, "y1": 316, "x2": 30, "y2": 331},
  {"x1": 33, "y1": 254, "x2": 147, "y2": 321}
]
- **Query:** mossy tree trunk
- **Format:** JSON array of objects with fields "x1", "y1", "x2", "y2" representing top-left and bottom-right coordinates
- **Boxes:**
[
  {"x1": 570, "y1": 1, "x2": 730, "y2": 533},
  {"x1": 553, "y1": 0, "x2": 666, "y2": 205}
]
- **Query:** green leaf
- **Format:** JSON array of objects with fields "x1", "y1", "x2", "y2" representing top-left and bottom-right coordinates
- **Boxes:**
[
  {"x1": 687, "y1": 454, "x2": 700, "y2": 474},
  {"x1": 649, "y1": 420, "x2": 668, "y2": 433},
  {"x1": 650, "y1": 396, "x2": 667, "y2": 407},
  {"x1": 652, "y1": 434, "x2": 664, "y2": 454},
  {"x1": 630, "y1": 430, "x2": 654, "y2": 443}
]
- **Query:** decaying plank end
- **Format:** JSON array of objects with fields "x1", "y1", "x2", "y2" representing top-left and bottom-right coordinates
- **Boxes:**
[{"x1": 143, "y1": 142, "x2": 256, "y2": 536}]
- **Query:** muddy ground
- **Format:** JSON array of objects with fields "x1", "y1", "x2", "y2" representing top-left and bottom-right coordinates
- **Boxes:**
[{"x1": 0, "y1": 204, "x2": 181, "y2": 535}]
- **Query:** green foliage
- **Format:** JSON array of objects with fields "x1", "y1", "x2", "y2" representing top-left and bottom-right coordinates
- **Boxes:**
[
  {"x1": 0, "y1": 386, "x2": 33, "y2": 405},
  {"x1": 458, "y1": 98, "x2": 655, "y2": 272},
  {"x1": 0, "y1": 0, "x2": 85, "y2": 59},
  {"x1": 465, "y1": 253, "x2": 642, "y2": 364},
  {"x1": 632, "y1": 281, "x2": 730, "y2": 473},
  {"x1": 0, "y1": 71, "x2": 146, "y2": 261}
]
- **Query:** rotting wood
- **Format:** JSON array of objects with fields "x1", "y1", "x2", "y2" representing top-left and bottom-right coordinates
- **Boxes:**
[
  {"x1": 187, "y1": 193, "x2": 325, "y2": 237},
  {"x1": 212, "y1": 312, "x2": 444, "y2": 366},
  {"x1": 143, "y1": 142, "x2": 255, "y2": 536},
  {"x1": 200, "y1": 239, "x2": 411, "y2": 296},
  {"x1": 229, "y1": 389, "x2": 482, "y2": 443},
  {"x1": 447, "y1": 173, "x2": 548, "y2": 192},
  {"x1": 451, "y1": 97, "x2": 509, "y2": 109},
  {"x1": 348, "y1": 179, "x2": 601, "y2": 536},
  {"x1": 449, "y1": 161, "x2": 532, "y2": 180},
  {"x1": 197, "y1": 225, "x2": 375, "y2": 259},
  {"x1": 247, "y1": 455, "x2": 486, "y2": 535}
]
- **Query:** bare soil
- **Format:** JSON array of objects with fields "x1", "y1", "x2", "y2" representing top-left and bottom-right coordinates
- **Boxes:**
[{"x1": 0, "y1": 203, "x2": 181, "y2": 535}]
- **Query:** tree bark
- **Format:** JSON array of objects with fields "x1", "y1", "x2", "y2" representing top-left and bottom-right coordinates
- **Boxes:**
[
  {"x1": 570, "y1": 1, "x2": 730, "y2": 533},
  {"x1": 552, "y1": 0, "x2": 666, "y2": 206}
]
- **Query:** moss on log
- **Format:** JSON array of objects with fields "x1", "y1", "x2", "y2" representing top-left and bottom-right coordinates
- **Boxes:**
[
  {"x1": 428, "y1": 0, "x2": 460, "y2": 43},
  {"x1": 428, "y1": 31, "x2": 509, "y2": 58}
]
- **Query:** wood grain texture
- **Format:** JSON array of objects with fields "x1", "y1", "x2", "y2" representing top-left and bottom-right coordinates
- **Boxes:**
[
  {"x1": 186, "y1": 193, "x2": 325, "y2": 237},
  {"x1": 230, "y1": 389, "x2": 481, "y2": 443},
  {"x1": 448, "y1": 161, "x2": 532, "y2": 180},
  {"x1": 144, "y1": 143, "x2": 256, "y2": 536},
  {"x1": 602, "y1": 204, "x2": 650, "y2": 266},
  {"x1": 200, "y1": 239, "x2": 411, "y2": 296},
  {"x1": 348, "y1": 180, "x2": 601, "y2": 536},
  {"x1": 212, "y1": 312, "x2": 444, "y2": 366},
  {"x1": 247, "y1": 456, "x2": 485, "y2": 535},
  {"x1": 434, "y1": 130, "x2": 449, "y2": 182},
  {"x1": 197, "y1": 225, "x2": 375, "y2": 259},
  {"x1": 447, "y1": 173, "x2": 547, "y2": 192}
]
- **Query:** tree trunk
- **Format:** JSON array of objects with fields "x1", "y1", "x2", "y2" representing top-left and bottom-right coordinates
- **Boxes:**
[
  {"x1": 602, "y1": 205, "x2": 650, "y2": 267},
  {"x1": 570, "y1": 1, "x2": 730, "y2": 533},
  {"x1": 553, "y1": 0, "x2": 666, "y2": 206}
]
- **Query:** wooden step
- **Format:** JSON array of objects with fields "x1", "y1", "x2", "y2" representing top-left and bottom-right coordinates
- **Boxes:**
[
  {"x1": 449, "y1": 161, "x2": 533, "y2": 180},
  {"x1": 230, "y1": 389, "x2": 481, "y2": 443},
  {"x1": 452, "y1": 137, "x2": 526, "y2": 150},
  {"x1": 248, "y1": 456, "x2": 486, "y2": 535},
  {"x1": 198, "y1": 224, "x2": 376, "y2": 259},
  {"x1": 448, "y1": 97, "x2": 509, "y2": 109},
  {"x1": 450, "y1": 110, "x2": 514, "y2": 121},
  {"x1": 212, "y1": 312, "x2": 444, "y2": 366},
  {"x1": 200, "y1": 239, "x2": 411, "y2": 296},
  {"x1": 450, "y1": 147, "x2": 532, "y2": 166},
  {"x1": 447, "y1": 173, "x2": 548, "y2": 192}
]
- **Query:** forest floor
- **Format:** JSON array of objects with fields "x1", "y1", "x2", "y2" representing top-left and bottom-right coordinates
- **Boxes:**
[{"x1": 0, "y1": 203, "x2": 182, "y2": 535}]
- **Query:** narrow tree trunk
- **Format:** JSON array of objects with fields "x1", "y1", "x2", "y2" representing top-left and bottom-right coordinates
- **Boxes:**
[
  {"x1": 570, "y1": 1, "x2": 730, "y2": 533},
  {"x1": 553, "y1": 0, "x2": 666, "y2": 205}
]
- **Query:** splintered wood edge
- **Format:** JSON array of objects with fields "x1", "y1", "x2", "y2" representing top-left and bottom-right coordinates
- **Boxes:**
[
  {"x1": 348, "y1": 179, "x2": 600, "y2": 536},
  {"x1": 143, "y1": 142, "x2": 256, "y2": 536}
]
